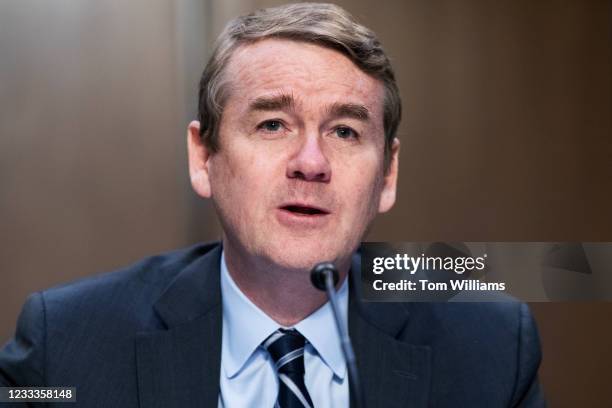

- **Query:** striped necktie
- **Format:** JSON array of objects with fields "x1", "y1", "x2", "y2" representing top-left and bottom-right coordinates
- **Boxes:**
[{"x1": 263, "y1": 328, "x2": 314, "y2": 408}]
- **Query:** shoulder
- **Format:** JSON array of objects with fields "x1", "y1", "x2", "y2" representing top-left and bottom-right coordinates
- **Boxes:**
[
  {"x1": 414, "y1": 298, "x2": 530, "y2": 331},
  {"x1": 402, "y1": 300, "x2": 539, "y2": 354},
  {"x1": 403, "y1": 301, "x2": 542, "y2": 405},
  {"x1": 39, "y1": 242, "x2": 221, "y2": 331},
  {"x1": 0, "y1": 242, "x2": 221, "y2": 387}
]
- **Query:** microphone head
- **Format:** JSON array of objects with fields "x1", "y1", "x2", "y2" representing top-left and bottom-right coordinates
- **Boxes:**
[{"x1": 310, "y1": 262, "x2": 339, "y2": 291}]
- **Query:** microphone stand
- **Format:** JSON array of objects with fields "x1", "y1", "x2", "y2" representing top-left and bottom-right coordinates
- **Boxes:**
[{"x1": 311, "y1": 263, "x2": 365, "y2": 408}]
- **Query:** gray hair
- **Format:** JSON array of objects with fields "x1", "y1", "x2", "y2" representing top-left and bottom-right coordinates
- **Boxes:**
[{"x1": 197, "y1": 2, "x2": 401, "y2": 170}]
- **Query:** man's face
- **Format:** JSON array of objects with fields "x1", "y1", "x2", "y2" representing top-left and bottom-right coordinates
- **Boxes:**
[{"x1": 189, "y1": 38, "x2": 399, "y2": 271}]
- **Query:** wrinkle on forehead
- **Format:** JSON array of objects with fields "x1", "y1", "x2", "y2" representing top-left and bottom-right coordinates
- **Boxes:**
[{"x1": 224, "y1": 38, "x2": 385, "y2": 120}]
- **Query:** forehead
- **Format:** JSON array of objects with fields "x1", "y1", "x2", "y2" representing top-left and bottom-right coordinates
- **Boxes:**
[{"x1": 224, "y1": 38, "x2": 385, "y2": 116}]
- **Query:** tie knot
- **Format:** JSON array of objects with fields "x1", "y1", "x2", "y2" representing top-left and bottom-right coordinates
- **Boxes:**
[{"x1": 263, "y1": 328, "x2": 306, "y2": 374}]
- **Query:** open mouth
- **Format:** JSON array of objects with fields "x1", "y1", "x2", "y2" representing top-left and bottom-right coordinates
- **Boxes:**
[{"x1": 281, "y1": 205, "x2": 329, "y2": 216}]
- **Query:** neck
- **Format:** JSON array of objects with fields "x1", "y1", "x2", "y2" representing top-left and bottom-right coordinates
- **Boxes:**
[{"x1": 222, "y1": 239, "x2": 349, "y2": 327}]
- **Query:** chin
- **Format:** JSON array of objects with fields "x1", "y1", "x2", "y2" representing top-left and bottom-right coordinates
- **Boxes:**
[{"x1": 262, "y1": 238, "x2": 352, "y2": 271}]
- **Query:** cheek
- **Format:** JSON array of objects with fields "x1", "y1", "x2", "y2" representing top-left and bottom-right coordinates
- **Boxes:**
[
  {"x1": 209, "y1": 147, "x2": 274, "y2": 217},
  {"x1": 339, "y1": 157, "x2": 385, "y2": 224}
]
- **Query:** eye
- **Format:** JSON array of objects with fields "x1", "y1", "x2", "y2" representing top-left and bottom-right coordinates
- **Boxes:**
[
  {"x1": 334, "y1": 126, "x2": 358, "y2": 139},
  {"x1": 257, "y1": 120, "x2": 284, "y2": 132}
]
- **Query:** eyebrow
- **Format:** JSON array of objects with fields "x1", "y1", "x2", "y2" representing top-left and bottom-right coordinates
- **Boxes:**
[
  {"x1": 326, "y1": 102, "x2": 370, "y2": 122},
  {"x1": 249, "y1": 94, "x2": 295, "y2": 112},
  {"x1": 248, "y1": 94, "x2": 371, "y2": 122}
]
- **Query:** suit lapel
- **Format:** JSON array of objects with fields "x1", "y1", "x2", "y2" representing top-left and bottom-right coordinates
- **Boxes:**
[
  {"x1": 349, "y1": 253, "x2": 432, "y2": 408},
  {"x1": 136, "y1": 245, "x2": 223, "y2": 408},
  {"x1": 134, "y1": 244, "x2": 432, "y2": 407}
]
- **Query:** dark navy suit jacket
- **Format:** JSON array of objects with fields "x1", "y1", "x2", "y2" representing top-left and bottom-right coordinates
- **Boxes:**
[{"x1": 0, "y1": 242, "x2": 545, "y2": 407}]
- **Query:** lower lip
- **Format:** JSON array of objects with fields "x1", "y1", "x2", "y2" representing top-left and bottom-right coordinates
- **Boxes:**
[{"x1": 275, "y1": 208, "x2": 331, "y2": 229}]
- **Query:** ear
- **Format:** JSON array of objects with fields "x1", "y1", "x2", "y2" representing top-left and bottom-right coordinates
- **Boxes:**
[
  {"x1": 378, "y1": 138, "x2": 400, "y2": 213},
  {"x1": 187, "y1": 120, "x2": 212, "y2": 198}
]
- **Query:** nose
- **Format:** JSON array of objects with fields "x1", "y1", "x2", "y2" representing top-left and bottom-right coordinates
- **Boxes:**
[{"x1": 286, "y1": 135, "x2": 331, "y2": 182}]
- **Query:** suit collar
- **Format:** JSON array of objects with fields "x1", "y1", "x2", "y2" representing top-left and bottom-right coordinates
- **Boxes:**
[
  {"x1": 136, "y1": 243, "x2": 431, "y2": 407},
  {"x1": 349, "y1": 251, "x2": 432, "y2": 408},
  {"x1": 136, "y1": 243, "x2": 223, "y2": 408},
  {"x1": 151, "y1": 243, "x2": 411, "y2": 336},
  {"x1": 153, "y1": 243, "x2": 222, "y2": 329},
  {"x1": 348, "y1": 248, "x2": 412, "y2": 337}
]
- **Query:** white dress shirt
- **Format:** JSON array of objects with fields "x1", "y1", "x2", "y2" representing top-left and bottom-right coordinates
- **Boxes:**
[{"x1": 218, "y1": 251, "x2": 349, "y2": 408}]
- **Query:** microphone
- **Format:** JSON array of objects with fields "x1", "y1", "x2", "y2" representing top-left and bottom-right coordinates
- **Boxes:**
[{"x1": 310, "y1": 262, "x2": 365, "y2": 408}]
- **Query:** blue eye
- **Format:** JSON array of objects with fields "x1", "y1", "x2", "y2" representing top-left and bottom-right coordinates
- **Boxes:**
[
  {"x1": 335, "y1": 126, "x2": 357, "y2": 139},
  {"x1": 258, "y1": 120, "x2": 283, "y2": 132}
]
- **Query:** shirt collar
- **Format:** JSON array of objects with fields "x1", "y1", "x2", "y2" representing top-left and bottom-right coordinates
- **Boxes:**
[
  {"x1": 294, "y1": 277, "x2": 348, "y2": 380},
  {"x1": 220, "y1": 251, "x2": 348, "y2": 380}
]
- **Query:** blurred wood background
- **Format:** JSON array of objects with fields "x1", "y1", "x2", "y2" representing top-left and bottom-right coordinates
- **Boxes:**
[{"x1": 1, "y1": 1, "x2": 610, "y2": 406}]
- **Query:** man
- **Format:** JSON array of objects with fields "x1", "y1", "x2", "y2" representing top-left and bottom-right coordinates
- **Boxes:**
[{"x1": 0, "y1": 3, "x2": 544, "y2": 407}]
